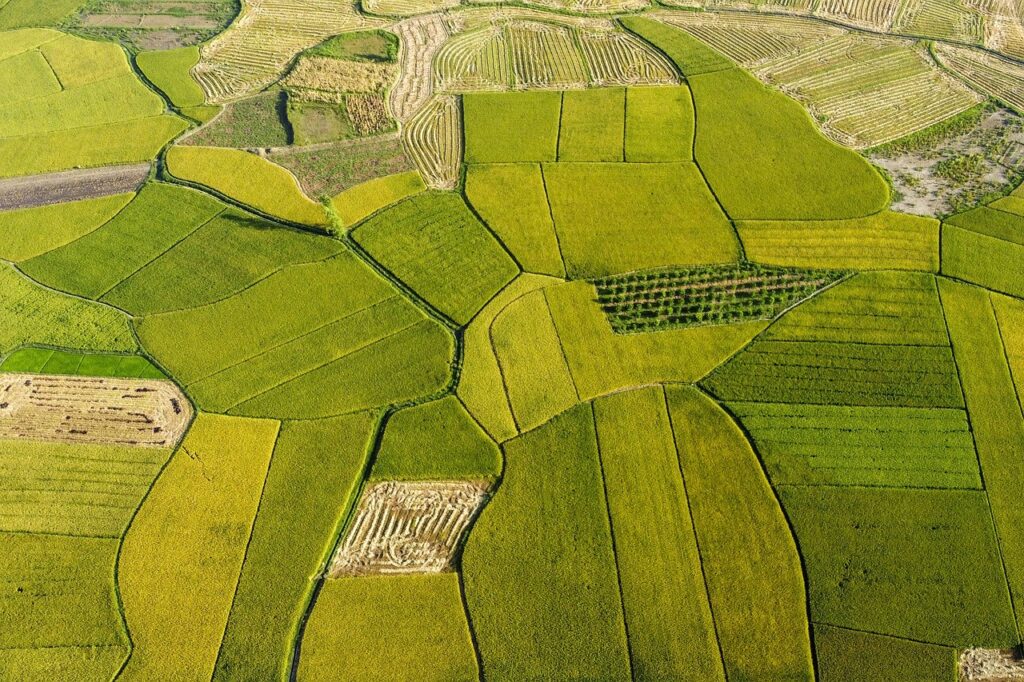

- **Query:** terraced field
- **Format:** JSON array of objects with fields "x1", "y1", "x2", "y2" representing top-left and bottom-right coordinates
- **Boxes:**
[{"x1": 4, "y1": 7, "x2": 1024, "y2": 682}]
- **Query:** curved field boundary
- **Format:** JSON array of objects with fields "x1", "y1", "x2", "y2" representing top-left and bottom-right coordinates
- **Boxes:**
[
  {"x1": 934, "y1": 43, "x2": 1024, "y2": 113},
  {"x1": 435, "y1": 20, "x2": 677, "y2": 92},
  {"x1": 391, "y1": 14, "x2": 450, "y2": 122},
  {"x1": 193, "y1": 0, "x2": 386, "y2": 103},
  {"x1": 0, "y1": 164, "x2": 150, "y2": 212},
  {"x1": 404, "y1": 94, "x2": 462, "y2": 189}
]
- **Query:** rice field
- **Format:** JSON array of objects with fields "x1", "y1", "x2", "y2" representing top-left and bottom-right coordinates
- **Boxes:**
[
  {"x1": 403, "y1": 95, "x2": 462, "y2": 188},
  {"x1": 434, "y1": 20, "x2": 677, "y2": 92},
  {"x1": 934, "y1": 43, "x2": 1024, "y2": 113},
  {"x1": 193, "y1": 0, "x2": 386, "y2": 102}
]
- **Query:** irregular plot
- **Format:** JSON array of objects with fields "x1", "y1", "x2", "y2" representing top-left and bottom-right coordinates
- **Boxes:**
[
  {"x1": 942, "y1": 208, "x2": 1024, "y2": 298},
  {"x1": 464, "y1": 163, "x2": 563, "y2": 277},
  {"x1": 184, "y1": 90, "x2": 289, "y2": 148},
  {"x1": 463, "y1": 91, "x2": 561, "y2": 163},
  {"x1": 542, "y1": 162, "x2": 738, "y2": 277},
  {"x1": 462, "y1": 404, "x2": 631, "y2": 680},
  {"x1": 0, "y1": 30, "x2": 184, "y2": 178},
  {"x1": 624, "y1": 85, "x2": 693, "y2": 161},
  {"x1": 620, "y1": 16, "x2": 734, "y2": 76},
  {"x1": 390, "y1": 15, "x2": 449, "y2": 122},
  {"x1": 0, "y1": 262, "x2": 136, "y2": 355},
  {"x1": 0, "y1": 438, "x2": 172, "y2": 535},
  {"x1": 118, "y1": 414, "x2": 278, "y2": 682},
  {"x1": 558, "y1": 88, "x2": 625, "y2": 162},
  {"x1": 780, "y1": 485, "x2": 1017, "y2": 646},
  {"x1": 352, "y1": 192, "x2": 518, "y2": 325},
  {"x1": 66, "y1": 0, "x2": 236, "y2": 50},
  {"x1": 330, "y1": 480, "x2": 488, "y2": 576},
  {"x1": 0, "y1": 116, "x2": 187, "y2": 180},
  {"x1": 594, "y1": 387, "x2": 724, "y2": 681},
  {"x1": 0, "y1": 193, "x2": 133, "y2": 262},
  {"x1": 457, "y1": 273, "x2": 558, "y2": 442},
  {"x1": 704, "y1": 274, "x2": 964, "y2": 408},
  {"x1": 436, "y1": 21, "x2": 677, "y2": 93},
  {"x1": 331, "y1": 170, "x2": 425, "y2": 227},
  {"x1": 213, "y1": 413, "x2": 378, "y2": 682},
  {"x1": 738, "y1": 212, "x2": 939, "y2": 272},
  {"x1": 404, "y1": 95, "x2": 462, "y2": 189},
  {"x1": 0, "y1": 373, "x2": 191, "y2": 448},
  {"x1": 689, "y1": 67, "x2": 889, "y2": 219},
  {"x1": 136, "y1": 46, "x2": 206, "y2": 108},
  {"x1": 667, "y1": 386, "x2": 814, "y2": 680},
  {"x1": 730, "y1": 403, "x2": 980, "y2": 488},
  {"x1": 754, "y1": 34, "x2": 982, "y2": 148},
  {"x1": 935, "y1": 43, "x2": 1024, "y2": 112},
  {"x1": 137, "y1": 255, "x2": 452, "y2": 418},
  {"x1": 547, "y1": 280, "x2": 767, "y2": 401},
  {"x1": 593, "y1": 263, "x2": 846, "y2": 333},
  {"x1": 165, "y1": 146, "x2": 328, "y2": 227},
  {"x1": 942, "y1": 280, "x2": 1024, "y2": 636},
  {"x1": 269, "y1": 134, "x2": 414, "y2": 198},
  {"x1": 193, "y1": 0, "x2": 385, "y2": 102},
  {"x1": 371, "y1": 396, "x2": 501, "y2": 480},
  {"x1": 102, "y1": 208, "x2": 343, "y2": 315},
  {"x1": 0, "y1": 165, "x2": 148, "y2": 212},
  {"x1": 22, "y1": 183, "x2": 225, "y2": 300},
  {"x1": 298, "y1": 574, "x2": 478, "y2": 682},
  {"x1": 815, "y1": 625, "x2": 956, "y2": 682},
  {"x1": 491, "y1": 288, "x2": 579, "y2": 433}
]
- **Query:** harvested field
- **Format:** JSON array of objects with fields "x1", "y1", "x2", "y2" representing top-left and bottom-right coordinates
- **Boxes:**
[
  {"x1": 284, "y1": 57, "x2": 396, "y2": 99},
  {"x1": 0, "y1": 164, "x2": 149, "y2": 212},
  {"x1": 330, "y1": 480, "x2": 489, "y2": 576},
  {"x1": 404, "y1": 95, "x2": 461, "y2": 188},
  {"x1": 435, "y1": 20, "x2": 677, "y2": 92},
  {"x1": 962, "y1": 648, "x2": 1024, "y2": 680},
  {"x1": 0, "y1": 373, "x2": 192, "y2": 448},
  {"x1": 390, "y1": 15, "x2": 449, "y2": 122},
  {"x1": 347, "y1": 93, "x2": 392, "y2": 134},
  {"x1": 934, "y1": 44, "x2": 1024, "y2": 113},
  {"x1": 194, "y1": 0, "x2": 385, "y2": 102}
]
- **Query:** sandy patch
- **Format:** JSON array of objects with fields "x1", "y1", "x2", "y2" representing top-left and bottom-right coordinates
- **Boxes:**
[{"x1": 962, "y1": 648, "x2": 1024, "y2": 681}]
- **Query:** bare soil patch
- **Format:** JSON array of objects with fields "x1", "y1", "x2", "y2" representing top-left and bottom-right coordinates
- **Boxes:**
[
  {"x1": 330, "y1": 480, "x2": 488, "y2": 576},
  {"x1": 0, "y1": 373, "x2": 192, "y2": 448},
  {"x1": 870, "y1": 108, "x2": 1024, "y2": 217},
  {"x1": 0, "y1": 164, "x2": 150, "y2": 212}
]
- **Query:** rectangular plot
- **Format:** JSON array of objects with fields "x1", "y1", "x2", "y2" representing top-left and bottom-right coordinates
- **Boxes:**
[
  {"x1": 0, "y1": 534, "x2": 124, "y2": 649},
  {"x1": 780, "y1": 485, "x2": 1017, "y2": 646},
  {"x1": 941, "y1": 280, "x2": 1024, "y2": 636},
  {"x1": 462, "y1": 404, "x2": 631, "y2": 680},
  {"x1": 704, "y1": 340, "x2": 964, "y2": 408},
  {"x1": 625, "y1": 86, "x2": 693, "y2": 161},
  {"x1": 594, "y1": 387, "x2": 724, "y2": 681},
  {"x1": 730, "y1": 403, "x2": 980, "y2": 488},
  {"x1": 464, "y1": 163, "x2": 564, "y2": 277},
  {"x1": 542, "y1": 162, "x2": 737, "y2": 277},
  {"x1": 464, "y1": 91, "x2": 561, "y2": 163},
  {"x1": 557, "y1": 88, "x2": 624, "y2": 162}
]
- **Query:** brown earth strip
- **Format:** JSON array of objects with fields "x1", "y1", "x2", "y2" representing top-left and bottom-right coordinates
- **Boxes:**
[{"x1": 0, "y1": 163, "x2": 150, "y2": 212}]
